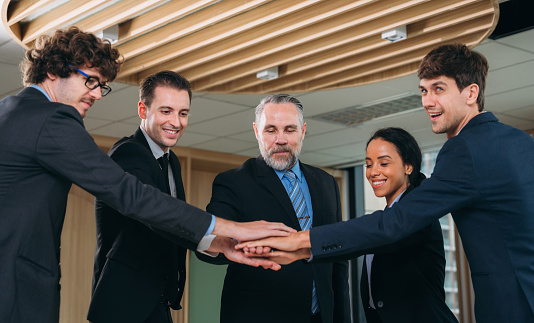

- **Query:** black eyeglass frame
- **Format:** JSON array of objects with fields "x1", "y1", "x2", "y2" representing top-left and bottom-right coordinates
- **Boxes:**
[{"x1": 75, "y1": 68, "x2": 112, "y2": 96}]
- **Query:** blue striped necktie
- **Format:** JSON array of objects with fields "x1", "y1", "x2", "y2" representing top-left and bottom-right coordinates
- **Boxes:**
[{"x1": 283, "y1": 170, "x2": 319, "y2": 314}]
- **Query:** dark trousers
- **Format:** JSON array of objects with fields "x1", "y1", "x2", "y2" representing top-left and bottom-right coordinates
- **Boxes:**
[{"x1": 143, "y1": 302, "x2": 173, "y2": 323}]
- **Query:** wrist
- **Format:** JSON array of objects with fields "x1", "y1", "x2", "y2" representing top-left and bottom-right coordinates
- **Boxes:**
[{"x1": 296, "y1": 230, "x2": 311, "y2": 249}]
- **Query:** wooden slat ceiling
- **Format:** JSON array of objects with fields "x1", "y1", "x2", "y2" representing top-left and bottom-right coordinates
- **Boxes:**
[{"x1": 2, "y1": 0, "x2": 499, "y2": 94}]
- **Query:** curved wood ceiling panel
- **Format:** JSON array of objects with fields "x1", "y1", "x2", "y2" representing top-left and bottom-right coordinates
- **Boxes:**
[{"x1": 2, "y1": 0, "x2": 499, "y2": 94}]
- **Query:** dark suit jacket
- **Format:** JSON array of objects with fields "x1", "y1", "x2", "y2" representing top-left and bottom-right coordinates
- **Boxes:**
[
  {"x1": 311, "y1": 112, "x2": 534, "y2": 322},
  {"x1": 0, "y1": 88, "x2": 211, "y2": 323},
  {"x1": 88, "y1": 128, "x2": 189, "y2": 322},
  {"x1": 360, "y1": 186, "x2": 458, "y2": 323},
  {"x1": 202, "y1": 157, "x2": 350, "y2": 323}
]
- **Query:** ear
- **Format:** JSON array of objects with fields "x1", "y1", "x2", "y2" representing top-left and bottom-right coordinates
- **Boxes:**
[
  {"x1": 253, "y1": 122, "x2": 259, "y2": 140},
  {"x1": 405, "y1": 164, "x2": 414, "y2": 175},
  {"x1": 301, "y1": 122, "x2": 307, "y2": 140},
  {"x1": 465, "y1": 83, "x2": 479, "y2": 106},
  {"x1": 138, "y1": 101, "x2": 147, "y2": 119},
  {"x1": 47, "y1": 72, "x2": 57, "y2": 81}
]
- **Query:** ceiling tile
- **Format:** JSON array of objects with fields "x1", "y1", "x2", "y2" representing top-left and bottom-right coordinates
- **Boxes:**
[
  {"x1": 486, "y1": 85, "x2": 534, "y2": 113},
  {"x1": 186, "y1": 109, "x2": 255, "y2": 136},
  {"x1": 475, "y1": 41, "x2": 534, "y2": 70},
  {"x1": 89, "y1": 122, "x2": 139, "y2": 139},
  {"x1": 0, "y1": 41, "x2": 25, "y2": 65},
  {"x1": 84, "y1": 117, "x2": 113, "y2": 132},
  {"x1": 501, "y1": 104, "x2": 534, "y2": 122},
  {"x1": 227, "y1": 130, "x2": 257, "y2": 143},
  {"x1": 486, "y1": 60, "x2": 534, "y2": 96},
  {"x1": 0, "y1": 63, "x2": 24, "y2": 97},
  {"x1": 199, "y1": 93, "x2": 266, "y2": 108},
  {"x1": 193, "y1": 137, "x2": 257, "y2": 154},
  {"x1": 496, "y1": 28, "x2": 534, "y2": 52},
  {"x1": 175, "y1": 131, "x2": 217, "y2": 147},
  {"x1": 188, "y1": 97, "x2": 250, "y2": 125},
  {"x1": 304, "y1": 118, "x2": 348, "y2": 136},
  {"x1": 299, "y1": 84, "x2": 406, "y2": 117},
  {"x1": 87, "y1": 86, "x2": 140, "y2": 121}
]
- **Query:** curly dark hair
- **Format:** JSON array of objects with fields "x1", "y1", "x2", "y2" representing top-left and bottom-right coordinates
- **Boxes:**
[
  {"x1": 21, "y1": 26, "x2": 123, "y2": 86},
  {"x1": 367, "y1": 127, "x2": 426, "y2": 188},
  {"x1": 417, "y1": 43, "x2": 488, "y2": 112}
]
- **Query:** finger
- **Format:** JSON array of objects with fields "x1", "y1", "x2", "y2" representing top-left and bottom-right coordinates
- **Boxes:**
[{"x1": 236, "y1": 239, "x2": 271, "y2": 250}]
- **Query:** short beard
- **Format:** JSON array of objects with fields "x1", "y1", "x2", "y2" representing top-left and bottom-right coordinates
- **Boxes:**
[{"x1": 260, "y1": 145, "x2": 300, "y2": 171}]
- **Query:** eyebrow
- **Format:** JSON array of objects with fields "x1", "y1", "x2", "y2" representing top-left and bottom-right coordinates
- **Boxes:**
[
  {"x1": 365, "y1": 155, "x2": 392, "y2": 161},
  {"x1": 419, "y1": 80, "x2": 447, "y2": 89}
]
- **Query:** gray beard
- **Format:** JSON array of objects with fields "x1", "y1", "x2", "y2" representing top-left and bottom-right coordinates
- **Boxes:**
[{"x1": 260, "y1": 145, "x2": 300, "y2": 171}]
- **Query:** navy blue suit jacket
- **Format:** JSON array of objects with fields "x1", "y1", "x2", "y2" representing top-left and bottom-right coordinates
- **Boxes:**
[
  {"x1": 0, "y1": 88, "x2": 211, "y2": 323},
  {"x1": 361, "y1": 186, "x2": 458, "y2": 323},
  {"x1": 311, "y1": 112, "x2": 534, "y2": 322},
  {"x1": 88, "y1": 128, "x2": 189, "y2": 322},
  {"x1": 203, "y1": 157, "x2": 350, "y2": 323}
]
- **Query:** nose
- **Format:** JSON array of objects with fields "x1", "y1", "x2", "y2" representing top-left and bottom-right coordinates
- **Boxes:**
[
  {"x1": 422, "y1": 92, "x2": 436, "y2": 108},
  {"x1": 274, "y1": 133, "x2": 288, "y2": 145},
  {"x1": 369, "y1": 164, "x2": 381, "y2": 177},
  {"x1": 90, "y1": 87, "x2": 102, "y2": 100}
]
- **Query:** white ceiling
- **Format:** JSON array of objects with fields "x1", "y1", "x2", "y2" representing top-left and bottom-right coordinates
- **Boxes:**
[{"x1": 1, "y1": 22, "x2": 533, "y2": 168}]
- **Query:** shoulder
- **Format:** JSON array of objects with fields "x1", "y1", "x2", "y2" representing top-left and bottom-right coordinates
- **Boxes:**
[{"x1": 109, "y1": 136, "x2": 150, "y2": 157}]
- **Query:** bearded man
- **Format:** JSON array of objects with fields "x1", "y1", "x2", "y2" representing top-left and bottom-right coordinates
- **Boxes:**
[{"x1": 199, "y1": 94, "x2": 350, "y2": 323}]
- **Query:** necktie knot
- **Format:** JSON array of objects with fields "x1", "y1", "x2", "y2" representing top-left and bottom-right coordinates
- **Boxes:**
[{"x1": 284, "y1": 169, "x2": 297, "y2": 182}]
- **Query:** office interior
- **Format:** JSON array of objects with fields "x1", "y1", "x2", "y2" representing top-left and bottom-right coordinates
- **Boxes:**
[{"x1": 1, "y1": 0, "x2": 533, "y2": 322}]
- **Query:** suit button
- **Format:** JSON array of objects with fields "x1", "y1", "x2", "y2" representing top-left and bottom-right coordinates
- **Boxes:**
[
  {"x1": 337, "y1": 243, "x2": 342, "y2": 248},
  {"x1": 322, "y1": 246, "x2": 327, "y2": 251},
  {"x1": 377, "y1": 301, "x2": 384, "y2": 308}
]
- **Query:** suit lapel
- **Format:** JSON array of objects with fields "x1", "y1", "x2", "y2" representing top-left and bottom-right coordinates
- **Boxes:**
[
  {"x1": 255, "y1": 157, "x2": 301, "y2": 230},
  {"x1": 301, "y1": 163, "x2": 323, "y2": 228}
]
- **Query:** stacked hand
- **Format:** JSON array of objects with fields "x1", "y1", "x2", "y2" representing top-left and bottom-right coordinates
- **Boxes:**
[
  {"x1": 207, "y1": 219, "x2": 312, "y2": 270},
  {"x1": 235, "y1": 231, "x2": 312, "y2": 265}
]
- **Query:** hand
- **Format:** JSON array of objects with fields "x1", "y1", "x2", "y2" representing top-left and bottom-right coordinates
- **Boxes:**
[
  {"x1": 248, "y1": 248, "x2": 312, "y2": 265},
  {"x1": 213, "y1": 218, "x2": 296, "y2": 242},
  {"x1": 208, "y1": 236, "x2": 281, "y2": 270},
  {"x1": 236, "y1": 230, "x2": 311, "y2": 252}
]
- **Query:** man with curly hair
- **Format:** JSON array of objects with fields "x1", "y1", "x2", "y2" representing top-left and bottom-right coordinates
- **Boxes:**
[{"x1": 0, "y1": 27, "x2": 292, "y2": 323}]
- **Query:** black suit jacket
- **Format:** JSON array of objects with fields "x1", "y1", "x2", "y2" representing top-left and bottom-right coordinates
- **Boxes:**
[
  {"x1": 202, "y1": 157, "x2": 350, "y2": 323},
  {"x1": 88, "y1": 128, "x2": 189, "y2": 322},
  {"x1": 0, "y1": 88, "x2": 211, "y2": 323},
  {"x1": 310, "y1": 112, "x2": 534, "y2": 322},
  {"x1": 360, "y1": 186, "x2": 458, "y2": 323}
]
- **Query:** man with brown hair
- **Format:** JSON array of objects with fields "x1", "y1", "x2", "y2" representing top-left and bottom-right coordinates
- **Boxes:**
[
  {"x1": 0, "y1": 27, "x2": 292, "y2": 323},
  {"x1": 243, "y1": 43, "x2": 534, "y2": 322}
]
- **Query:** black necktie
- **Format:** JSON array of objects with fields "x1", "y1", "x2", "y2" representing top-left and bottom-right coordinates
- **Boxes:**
[{"x1": 158, "y1": 153, "x2": 171, "y2": 194}]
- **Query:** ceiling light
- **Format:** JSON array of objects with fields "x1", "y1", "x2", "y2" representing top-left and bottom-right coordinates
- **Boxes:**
[
  {"x1": 381, "y1": 25, "x2": 407, "y2": 43},
  {"x1": 96, "y1": 25, "x2": 119, "y2": 44},
  {"x1": 256, "y1": 66, "x2": 279, "y2": 80}
]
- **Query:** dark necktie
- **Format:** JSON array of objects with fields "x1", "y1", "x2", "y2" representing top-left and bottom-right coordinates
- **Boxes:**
[{"x1": 158, "y1": 153, "x2": 171, "y2": 194}]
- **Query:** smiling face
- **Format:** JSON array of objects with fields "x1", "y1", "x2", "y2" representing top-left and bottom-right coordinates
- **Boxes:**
[
  {"x1": 50, "y1": 65, "x2": 106, "y2": 118},
  {"x1": 419, "y1": 76, "x2": 480, "y2": 139},
  {"x1": 253, "y1": 102, "x2": 306, "y2": 170},
  {"x1": 365, "y1": 138, "x2": 412, "y2": 206},
  {"x1": 139, "y1": 86, "x2": 190, "y2": 151}
]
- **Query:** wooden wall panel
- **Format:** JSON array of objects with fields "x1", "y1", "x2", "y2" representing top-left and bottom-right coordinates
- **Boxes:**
[{"x1": 59, "y1": 185, "x2": 97, "y2": 323}]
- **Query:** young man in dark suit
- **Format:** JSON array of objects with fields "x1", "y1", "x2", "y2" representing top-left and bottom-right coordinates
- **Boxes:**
[
  {"x1": 0, "y1": 27, "x2": 292, "y2": 323},
  {"x1": 242, "y1": 43, "x2": 534, "y2": 322},
  {"x1": 202, "y1": 94, "x2": 350, "y2": 323},
  {"x1": 88, "y1": 71, "x2": 194, "y2": 322}
]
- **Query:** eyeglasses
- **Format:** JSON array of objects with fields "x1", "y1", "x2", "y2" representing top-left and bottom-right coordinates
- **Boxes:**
[{"x1": 75, "y1": 68, "x2": 112, "y2": 96}]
